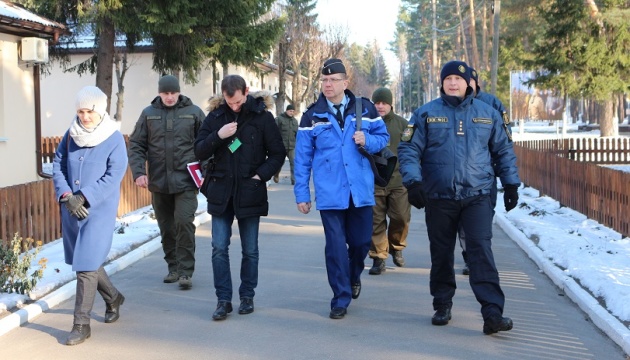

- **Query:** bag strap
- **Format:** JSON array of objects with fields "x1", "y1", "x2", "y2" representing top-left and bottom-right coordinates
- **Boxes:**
[{"x1": 355, "y1": 98, "x2": 362, "y2": 131}]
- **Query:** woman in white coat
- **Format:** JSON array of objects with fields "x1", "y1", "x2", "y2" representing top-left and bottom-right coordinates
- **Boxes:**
[{"x1": 52, "y1": 86, "x2": 128, "y2": 345}]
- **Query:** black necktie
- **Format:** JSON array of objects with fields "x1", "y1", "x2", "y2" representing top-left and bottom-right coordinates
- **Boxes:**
[{"x1": 333, "y1": 104, "x2": 344, "y2": 129}]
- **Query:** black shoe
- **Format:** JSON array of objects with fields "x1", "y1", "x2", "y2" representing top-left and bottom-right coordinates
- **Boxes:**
[
  {"x1": 238, "y1": 298, "x2": 254, "y2": 315},
  {"x1": 483, "y1": 315, "x2": 513, "y2": 334},
  {"x1": 391, "y1": 250, "x2": 405, "y2": 267},
  {"x1": 368, "y1": 258, "x2": 386, "y2": 275},
  {"x1": 104, "y1": 292, "x2": 125, "y2": 323},
  {"x1": 66, "y1": 324, "x2": 91, "y2": 346},
  {"x1": 432, "y1": 308, "x2": 452, "y2": 326},
  {"x1": 351, "y1": 282, "x2": 361, "y2": 299},
  {"x1": 212, "y1": 301, "x2": 233, "y2": 321},
  {"x1": 462, "y1": 263, "x2": 470, "y2": 276},
  {"x1": 329, "y1": 307, "x2": 347, "y2": 319}
]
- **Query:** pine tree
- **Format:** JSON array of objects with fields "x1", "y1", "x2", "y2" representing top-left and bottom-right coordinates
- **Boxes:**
[{"x1": 525, "y1": 0, "x2": 630, "y2": 136}]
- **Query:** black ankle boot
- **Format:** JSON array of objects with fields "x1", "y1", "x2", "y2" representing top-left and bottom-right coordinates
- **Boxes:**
[
  {"x1": 368, "y1": 258, "x2": 385, "y2": 275},
  {"x1": 66, "y1": 324, "x2": 91, "y2": 346},
  {"x1": 104, "y1": 292, "x2": 125, "y2": 323}
]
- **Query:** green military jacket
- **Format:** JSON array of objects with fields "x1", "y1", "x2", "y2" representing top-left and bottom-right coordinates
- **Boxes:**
[
  {"x1": 128, "y1": 95, "x2": 205, "y2": 194},
  {"x1": 275, "y1": 111, "x2": 298, "y2": 150},
  {"x1": 377, "y1": 110, "x2": 408, "y2": 189}
]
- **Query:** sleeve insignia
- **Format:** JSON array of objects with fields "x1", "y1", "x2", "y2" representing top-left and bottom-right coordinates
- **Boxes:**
[{"x1": 401, "y1": 124, "x2": 414, "y2": 142}]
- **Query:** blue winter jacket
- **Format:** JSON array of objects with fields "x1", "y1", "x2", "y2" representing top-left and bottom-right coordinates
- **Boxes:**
[
  {"x1": 294, "y1": 90, "x2": 389, "y2": 210},
  {"x1": 476, "y1": 91, "x2": 506, "y2": 115},
  {"x1": 398, "y1": 93, "x2": 520, "y2": 201}
]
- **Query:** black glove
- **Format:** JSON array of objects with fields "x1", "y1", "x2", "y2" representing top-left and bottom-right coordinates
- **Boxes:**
[
  {"x1": 503, "y1": 184, "x2": 519, "y2": 212},
  {"x1": 406, "y1": 182, "x2": 427, "y2": 209},
  {"x1": 60, "y1": 193, "x2": 89, "y2": 219}
]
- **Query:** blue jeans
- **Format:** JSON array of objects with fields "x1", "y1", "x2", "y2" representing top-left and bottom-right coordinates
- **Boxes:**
[{"x1": 211, "y1": 206, "x2": 260, "y2": 302}]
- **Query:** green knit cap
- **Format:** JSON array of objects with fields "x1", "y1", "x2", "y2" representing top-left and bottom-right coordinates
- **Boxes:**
[
  {"x1": 371, "y1": 87, "x2": 393, "y2": 106},
  {"x1": 158, "y1": 75, "x2": 180, "y2": 93}
]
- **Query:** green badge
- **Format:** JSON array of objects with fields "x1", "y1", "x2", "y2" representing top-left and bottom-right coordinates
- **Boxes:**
[
  {"x1": 228, "y1": 137, "x2": 242, "y2": 153},
  {"x1": 401, "y1": 125, "x2": 414, "y2": 142}
]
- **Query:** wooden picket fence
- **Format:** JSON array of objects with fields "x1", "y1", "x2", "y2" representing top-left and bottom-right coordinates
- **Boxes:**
[
  {"x1": 517, "y1": 137, "x2": 630, "y2": 164},
  {"x1": 0, "y1": 136, "x2": 152, "y2": 247},
  {"x1": 514, "y1": 138, "x2": 630, "y2": 238}
]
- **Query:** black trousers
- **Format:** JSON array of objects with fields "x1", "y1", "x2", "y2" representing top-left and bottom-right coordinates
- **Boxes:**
[
  {"x1": 425, "y1": 195, "x2": 505, "y2": 320},
  {"x1": 74, "y1": 266, "x2": 119, "y2": 324}
]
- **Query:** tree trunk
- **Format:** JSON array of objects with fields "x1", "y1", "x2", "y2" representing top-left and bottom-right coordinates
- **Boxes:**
[
  {"x1": 212, "y1": 61, "x2": 218, "y2": 95},
  {"x1": 95, "y1": 15, "x2": 115, "y2": 113},
  {"x1": 113, "y1": 51, "x2": 129, "y2": 124},
  {"x1": 481, "y1": 0, "x2": 488, "y2": 71},
  {"x1": 616, "y1": 93, "x2": 624, "y2": 124},
  {"x1": 599, "y1": 99, "x2": 617, "y2": 137},
  {"x1": 291, "y1": 66, "x2": 303, "y2": 113},
  {"x1": 275, "y1": 41, "x2": 288, "y2": 114},
  {"x1": 222, "y1": 62, "x2": 229, "y2": 78},
  {"x1": 469, "y1": 0, "x2": 480, "y2": 71},
  {"x1": 456, "y1": 0, "x2": 469, "y2": 64}
]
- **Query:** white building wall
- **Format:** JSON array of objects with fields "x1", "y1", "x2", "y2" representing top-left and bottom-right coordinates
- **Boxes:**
[
  {"x1": 40, "y1": 51, "x2": 303, "y2": 137},
  {"x1": 0, "y1": 34, "x2": 39, "y2": 187}
]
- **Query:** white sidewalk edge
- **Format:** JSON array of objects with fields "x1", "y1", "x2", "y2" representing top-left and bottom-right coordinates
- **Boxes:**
[
  {"x1": 495, "y1": 213, "x2": 630, "y2": 356},
  {"x1": 0, "y1": 211, "x2": 211, "y2": 337}
]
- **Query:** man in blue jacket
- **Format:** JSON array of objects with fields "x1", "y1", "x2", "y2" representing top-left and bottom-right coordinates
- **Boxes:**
[
  {"x1": 294, "y1": 58, "x2": 389, "y2": 319},
  {"x1": 398, "y1": 60, "x2": 520, "y2": 334},
  {"x1": 458, "y1": 67, "x2": 513, "y2": 276}
]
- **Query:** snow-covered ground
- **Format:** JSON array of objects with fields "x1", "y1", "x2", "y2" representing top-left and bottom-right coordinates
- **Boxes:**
[{"x1": 2, "y1": 121, "x2": 630, "y2": 351}]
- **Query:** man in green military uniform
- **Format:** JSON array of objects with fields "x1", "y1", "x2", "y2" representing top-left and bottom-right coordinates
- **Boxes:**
[
  {"x1": 274, "y1": 104, "x2": 299, "y2": 185},
  {"x1": 368, "y1": 87, "x2": 411, "y2": 275},
  {"x1": 128, "y1": 75, "x2": 205, "y2": 289}
]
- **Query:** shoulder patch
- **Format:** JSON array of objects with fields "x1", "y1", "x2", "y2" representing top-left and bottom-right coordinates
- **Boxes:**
[
  {"x1": 427, "y1": 117, "x2": 448, "y2": 123},
  {"x1": 472, "y1": 118, "x2": 492, "y2": 124},
  {"x1": 401, "y1": 124, "x2": 415, "y2": 142}
]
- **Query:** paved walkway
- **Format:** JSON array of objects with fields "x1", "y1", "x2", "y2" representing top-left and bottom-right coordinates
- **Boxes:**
[{"x1": 0, "y1": 169, "x2": 627, "y2": 359}]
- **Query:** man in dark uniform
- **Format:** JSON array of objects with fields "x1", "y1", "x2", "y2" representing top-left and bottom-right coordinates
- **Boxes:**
[
  {"x1": 398, "y1": 60, "x2": 520, "y2": 334},
  {"x1": 458, "y1": 67, "x2": 513, "y2": 275}
]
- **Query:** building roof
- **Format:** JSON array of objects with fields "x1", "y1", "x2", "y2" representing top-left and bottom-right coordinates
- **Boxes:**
[{"x1": 0, "y1": 1, "x2": 68, "y2": 39}]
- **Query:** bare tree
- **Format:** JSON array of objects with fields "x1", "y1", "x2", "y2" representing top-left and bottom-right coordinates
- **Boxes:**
[
  {"x1": 468, "y1": 0, "x2": 480, "y2": 70},
  {"x1": 113, "y1": 49, "x2": 132, "y2": 124},
  {"x1": 456, "y1": 0, "x2": 469, "y2": 64},
  {"x1": 289, "y1": 23, "x2": 348, "y2": 111}
]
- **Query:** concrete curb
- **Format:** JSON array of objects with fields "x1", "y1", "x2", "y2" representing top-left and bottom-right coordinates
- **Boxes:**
[
  {"x1": 495, "y1": 213, "x2": 630, "y2": 355},
  {"x1": 0, "y1": 212, "x2": 211, "y2": 337}
]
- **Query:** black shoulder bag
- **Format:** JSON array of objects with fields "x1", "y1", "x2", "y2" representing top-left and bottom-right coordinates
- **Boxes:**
[{"x1": 355, "y1": 98, "x2": 397, "y2": 187}]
